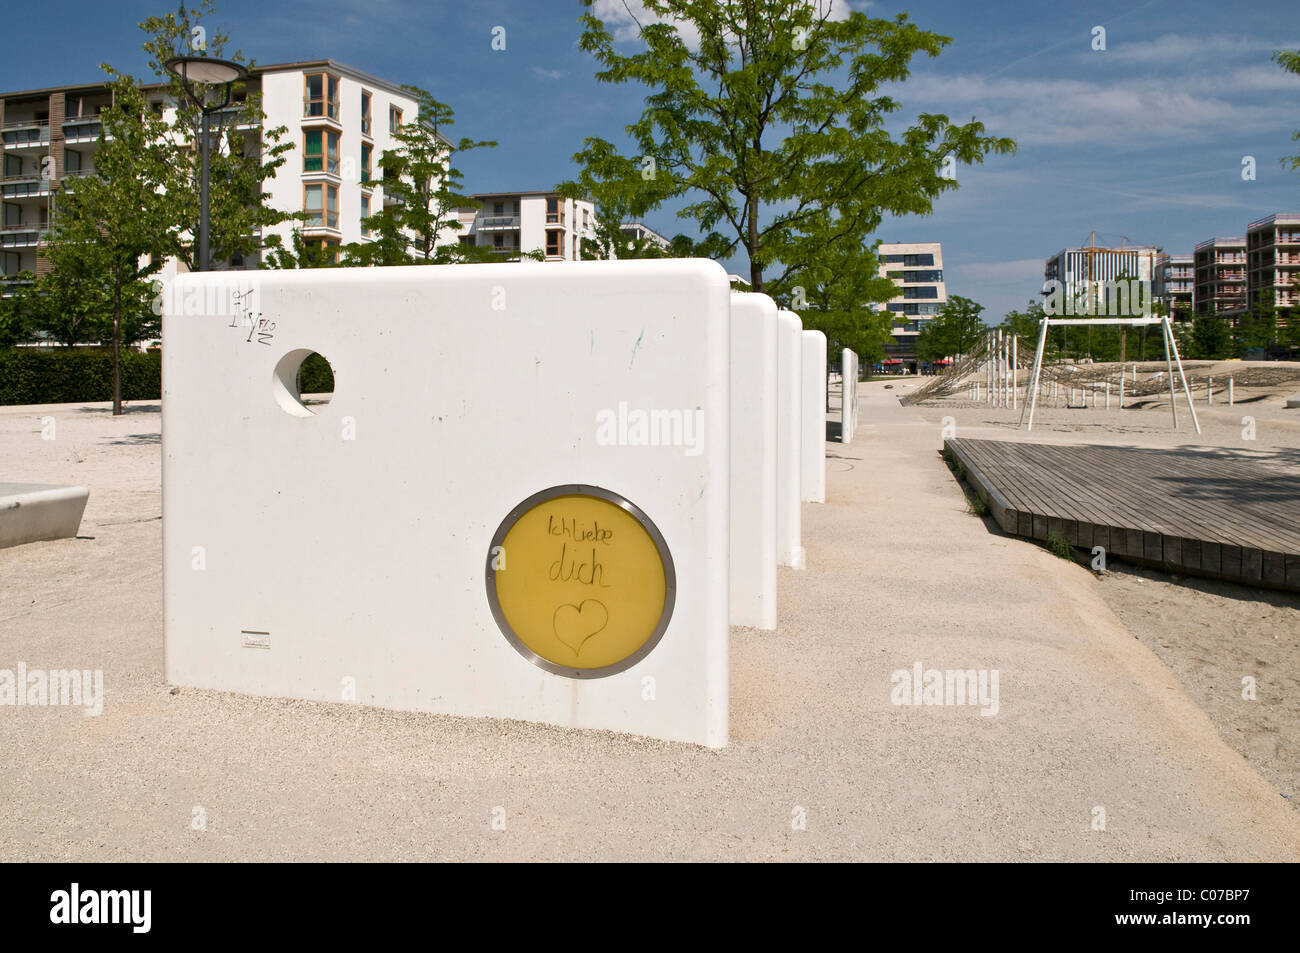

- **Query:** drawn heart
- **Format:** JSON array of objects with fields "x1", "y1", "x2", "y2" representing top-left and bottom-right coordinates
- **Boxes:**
[{"x1": 553, "y1": 599, "x2": 609, "y2": 656}]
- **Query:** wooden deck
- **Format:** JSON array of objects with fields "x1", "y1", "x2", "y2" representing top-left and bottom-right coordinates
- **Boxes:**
[{"x1": 944, "y1": 438, "x2": 1300, "y2": 591}]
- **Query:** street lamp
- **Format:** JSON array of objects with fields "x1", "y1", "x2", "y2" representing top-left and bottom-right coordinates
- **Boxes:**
[{"x1": 164, "y1": 55, "x2": 249, "y2": 272}]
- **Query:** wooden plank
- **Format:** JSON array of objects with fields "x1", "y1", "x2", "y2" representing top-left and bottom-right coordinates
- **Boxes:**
[{"x1": 941, "y1": 439, "x2": 1300, "y2": 591}]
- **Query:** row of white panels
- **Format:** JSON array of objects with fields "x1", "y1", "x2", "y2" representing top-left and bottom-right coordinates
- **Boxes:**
[{"x1": 162, "y1": 260, "x2": 852, "y2": 747}]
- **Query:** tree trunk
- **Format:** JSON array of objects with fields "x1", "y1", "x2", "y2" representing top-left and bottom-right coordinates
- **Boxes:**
[
  {"x1": 112, "y1": 284, "x2": 122, "y2": 416},
  {"x1": 748, "y1": 129, "x2": 762, "y2": 291}
]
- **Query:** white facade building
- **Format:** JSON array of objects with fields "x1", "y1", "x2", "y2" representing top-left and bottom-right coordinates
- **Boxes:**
[
  {"x1": 456, "y1": 191, "x2": 598, "y2": 261},
  {"x1": 1, "y1": 59, "x2": 422, "y2": 285},
  {"x1": 253, "y1": 60, "x2": 419, "y2": 264},
  {"x1": 620, "y1": 221, "x2": 671, "y2": 253}
]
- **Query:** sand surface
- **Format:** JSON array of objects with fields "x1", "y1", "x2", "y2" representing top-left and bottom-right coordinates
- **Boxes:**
[{"x1": 1, "y1": 391, "x2": 1298, "y2": 861}]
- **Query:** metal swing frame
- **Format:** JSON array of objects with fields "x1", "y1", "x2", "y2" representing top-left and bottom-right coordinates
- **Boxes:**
[{"x1": 1018, "y1": 315, "x2": 1200, "y2": 434}]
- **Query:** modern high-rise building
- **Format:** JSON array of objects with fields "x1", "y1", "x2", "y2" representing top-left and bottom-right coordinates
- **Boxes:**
[
  {"x1": 1245, "y1": 213, "x2": 1300, "y2": 318},
  {"x1": 876, "y1": 241, "x2": 945, "y2": 369},
  {"x1": 454, "y1": 191, "x2": 598, "y2": 261},
  {"x1": 1, "y1": 59, "x2": 422, "y2": 287},
  {"x1": 1154, "y1": 253, "x2": 1193, "y2": 317},
  {"x1": 1192, "y1": 237, "x2": 1247, "y2": 317},
  {"x1": 1043, "y1": 241, "x2": 1159, "y2": 302}
]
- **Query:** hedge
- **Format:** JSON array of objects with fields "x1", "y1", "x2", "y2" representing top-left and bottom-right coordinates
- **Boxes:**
[
  {"x1": 0, "y1": 347, "x2": 162, "y2": 405},
  {"x1": 297, "y1": 352, "x2": 335, "y2": 394}
]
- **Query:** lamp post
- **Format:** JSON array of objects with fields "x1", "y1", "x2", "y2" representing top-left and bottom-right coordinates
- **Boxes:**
[{"x1": 163, "y1": 55, "x2": 249, "y2": 272}]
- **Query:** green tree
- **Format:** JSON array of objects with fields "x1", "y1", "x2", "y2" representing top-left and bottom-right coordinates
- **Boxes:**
[
  {"x1": 1235, "y1": 289, "x2": 1278, "y2": 356},
  {"x1": 1280, "y1": 274, "x2": 1300, "y2": 353},
  {"x1": 782, "y1": 237, "x2": 898, "y2": 365},
  {"x1": 263, "y1": 228, "x2": 343, "y2": 269},
  {"x1": 1000, "y1": 299, "x2": 1042, "y2": 344},
  {"x1": 1188, "y1": 312, "x2": 1233, "y2": 359},
  {"x1": 0, "y1": 274, "x2": 36, "y2": 346},
  {"x1": 345, "y1": 86, "x2": 495, "y2": 266},
  {"x1": 36, "y1": 75, "x2": 178, "y2": 412},
  {"x1": 556, "y1": 138, "x2": 682, "y2": 260},
  {"x1": 572, "y1": 0, "x2": 1015, "y2": 294},
  {"x1": 1275, "y1": 48, "x2": 1300, "y2": 174},
  {"x1": 916, "y1": 295, "x2": 985, "y2": 362},
  {"x1": 137, "y1": 1, "x2": 298, "y2": 269}
]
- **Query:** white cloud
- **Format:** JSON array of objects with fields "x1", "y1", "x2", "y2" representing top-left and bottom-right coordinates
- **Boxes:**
[
  {"x1": 1097, "y1": 33, "x2": 1298, "y2": 65},
  {"x1": 531, "y1": 67, "x2": 565, "y2": 80},
  {"x1": 893, "y1": 69, "x2": 1292, "y2": 147},
  {"x1": 590, "y1": 0, "x2": 854, "y2": 47}
]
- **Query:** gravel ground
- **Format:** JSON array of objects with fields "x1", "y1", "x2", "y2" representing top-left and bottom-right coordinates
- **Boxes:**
[{"x1": 1, "y1": 393, "x2": 1297, "y2": 861}]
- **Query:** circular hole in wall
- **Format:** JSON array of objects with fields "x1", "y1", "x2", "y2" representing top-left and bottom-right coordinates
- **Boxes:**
[{"x1": 272, "y1": 349, "x2": 335, "y2": 417}]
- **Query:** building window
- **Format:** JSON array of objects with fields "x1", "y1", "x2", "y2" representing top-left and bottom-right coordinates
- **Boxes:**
[
  {"x1": 304, "y1": 183, "x2": 338, "y2": 228},
  {"x1": 303, "y1": 128, "x2": 340, "y2": 174},
  {"x1": 303, "y1": 238, "x2": 339, "y2": 263},
  {"x1": 546, "y1": 197, "x2": 562, "y2": 224},
  {"x1": 361, "y1": 143, "x2": 372, "y2": 184},
  {"x1": 389, "y1": 105, "x2": 402, "y2": 132},
  {"x1": 360, "y1": 194, "x2": 371, "y2": 236},
  {"x1": 64, "y1": 149, "x2": 82, "y2": 173},
  {"x1": 494, "y1": 202, "x2": 504, "y2": 215},
  {"x1": 361, "y1": 91, "x2": 372, "y2": 135},
  {"x1": 573, "y1": 234, "x2": 578, "y2": 259},
  {"x1": 459, "y1": 235, "x2": 475, "y2": 247},
  {"x1": 546, "y1": 230, "x2": 562, "y2": 257},
  {"x1": 148, "y1": 100, "x2": 164, "y2": 117},
  {"x1": 304, "y1": 72, "x2": 340, "y2": 119}
]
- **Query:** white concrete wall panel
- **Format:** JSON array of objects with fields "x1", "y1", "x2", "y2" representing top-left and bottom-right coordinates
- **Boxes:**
[
  {"x1": 776, "y1": 310, "x2": 804, "y2": 569},
  {"x1": 728, "y1": 293, "x2": 778, "y2": 629},
  {"x1": 801, "y1": 331, "x2": 827, "y2": 504},
  {"x1": 841, "y1": 349, "x2": 858, "y2": 444},
  {"x1": 162, "y1": 259, "x2": 732, "y2": 747}
]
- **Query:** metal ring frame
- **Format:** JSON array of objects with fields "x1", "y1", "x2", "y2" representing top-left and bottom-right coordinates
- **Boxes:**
[{"x1": 484, "y1": 484, "x2": 677, "y2": 679}]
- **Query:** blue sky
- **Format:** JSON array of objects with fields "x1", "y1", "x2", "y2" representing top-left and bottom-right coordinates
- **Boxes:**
[{"x1": 5, "y1": 0, "x2": 1299, "y2": 321}]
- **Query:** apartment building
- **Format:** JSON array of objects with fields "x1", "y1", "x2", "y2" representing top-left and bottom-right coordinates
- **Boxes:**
[
  {"x1": 876, "y1": 241, "x2": 946, "y2": 369},
  {"x1": 455, "y1": 191, "x2": 598, "y2": 260},
  {"x1": 620, "y1": 221, "x2": 671, "y2": 253},
  {"x1": 1154, "y1": 253, "x2": 1193, "y2": 318},
  {"x1": 1245, "y1": 213, "x2": 1300, "y2": 317},
  {"x1": 0, "y1": 81, "x2": 116, "y2": 288},
  {"x1": 1, "y1": 59, "x2": 421, "y2": 287},
  {"x1": 1192, "y1": 237, "x2": 1247, "y2": 317}
]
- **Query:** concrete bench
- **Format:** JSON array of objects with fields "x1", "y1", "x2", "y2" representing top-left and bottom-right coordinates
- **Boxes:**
[{"x1": 0, "y1": 483, "x2": 89, "y2": 550}]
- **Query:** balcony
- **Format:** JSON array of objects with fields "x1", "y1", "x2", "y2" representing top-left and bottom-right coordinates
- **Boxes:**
[
  {"x1": 477, "y1": 215, "x2": 520, "y2": 230},
  {"x1": 61, "y1": 118, "x2": 103, "y2": 143},
  {"x1": 0, "y1": 175, "x2": 51, "y2": 200},
  {"x1": 0, "y1": 224, "x2": 46, "y2": 248},
  {"x1": 209, "y1": 106, "x2": 258, "y2": 131},
  {"x1": 1, "y1": 120, "x2": 50, "y2": 149}
]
